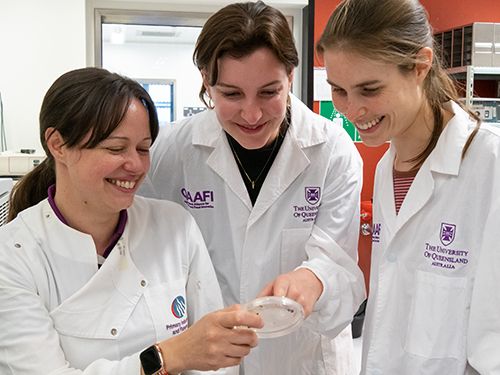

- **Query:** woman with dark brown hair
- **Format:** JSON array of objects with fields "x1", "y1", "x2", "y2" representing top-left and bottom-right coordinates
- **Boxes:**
[
  {"x1": 0, "y1": 67, "x2": 263, "y2": 375},
  {"x1": 139, "y1": 2, "x2": 366, "y2": 374}
]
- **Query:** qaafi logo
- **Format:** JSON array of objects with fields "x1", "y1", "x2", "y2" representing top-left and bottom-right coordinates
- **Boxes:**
[
  {"x1": 305, "y1": 187, "x2": 321, "y2": 205},
  {"x1": 171, "y1": 296, "x2": 186, "y2": 319},
  {"x1": 440, "y1": 223, "x2": 456, "y2": 246},
  {"x1": 372, "y1": 223, "x2": 382, "y2": 243}
]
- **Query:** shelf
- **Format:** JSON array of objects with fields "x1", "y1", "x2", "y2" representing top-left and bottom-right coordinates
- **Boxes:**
[
  {"x1": 447, "y1": 66, "x2": 500, "y2": 81},
  {"x1": 435, "y1": 23, "x2": 500, "y2": 69},
  {"x1": 436, "y1": 23, "x2": 500, "y2": 108},
  {"x1": 446, "y1": 66, "x2": 500, "y2": 109}
]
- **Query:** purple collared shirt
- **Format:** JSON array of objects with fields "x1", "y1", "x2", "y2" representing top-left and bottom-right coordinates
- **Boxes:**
[{"x1": 47, "y1": 184, "x2": 127, "y2": 259}]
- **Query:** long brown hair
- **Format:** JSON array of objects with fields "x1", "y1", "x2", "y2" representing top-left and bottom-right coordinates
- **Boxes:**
[
  {"x1": 316, "y1": 0, "x2": 480, "y2": 168},
  {"x1": 8, "y1": 67, "x2": 159, "y2": 221}
]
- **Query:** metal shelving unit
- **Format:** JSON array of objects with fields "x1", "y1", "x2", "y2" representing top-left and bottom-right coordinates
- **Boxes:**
[
  {"x1": 447, "y1": 66, "x2": 500, "y2": 109},
  {"x1": 435, "y1": 23, "x2": 500, "y2": 127}
]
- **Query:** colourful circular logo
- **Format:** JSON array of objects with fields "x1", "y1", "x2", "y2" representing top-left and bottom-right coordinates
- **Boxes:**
[{"x1": 171, "y1": 296, "x2": 186, "y2": 318}]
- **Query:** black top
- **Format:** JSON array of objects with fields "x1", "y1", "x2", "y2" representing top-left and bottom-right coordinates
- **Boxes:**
[{"x1": 226, "y1": 123, "x2": 288, "y2": 205}]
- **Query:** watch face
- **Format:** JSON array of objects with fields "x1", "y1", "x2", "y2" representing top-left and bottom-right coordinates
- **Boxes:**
[{"x1": 140, "y1": 346, "x2": 162, "y2": 375}]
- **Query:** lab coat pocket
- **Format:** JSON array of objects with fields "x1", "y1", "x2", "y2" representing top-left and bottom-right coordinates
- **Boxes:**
[
  {"x1": 281, "y1": 228, "x2": 312, "y2": 274},
  {"x1": 404, "y1": 270, "x2": 467, "y2": 359},
  {"x1": 144, "y1": 279, "x2": 188, "y2": 339}
]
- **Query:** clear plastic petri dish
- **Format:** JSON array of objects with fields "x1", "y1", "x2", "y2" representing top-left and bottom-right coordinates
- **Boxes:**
[{"x1": 242, "y1": 296, "x2": 305, "y2": 338}]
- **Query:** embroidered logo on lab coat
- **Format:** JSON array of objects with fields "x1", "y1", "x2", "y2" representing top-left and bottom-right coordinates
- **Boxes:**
[
  {"x1": 422, "y1": 223, "x2": 468, "y2": 270},
  {"x1": 181, "y1": 188, "x2": 214, "y2": 210},
  {"x1": 292, "y1": 187, "x2": 321, "y2": 223},
  {"x1": 372, "y1": 223, "x2": 381, "y2": 243},
  {"x1": 305, "y1": 187, "x2": 321, "y2": 205},
  {"x1": 440, "y1": 223, "x2": 456, "y2": 246},
  {"x1": 171, "y1": 296, "x2": 186, "y2": 318},
  {"x1": 166, "y1": 296, "x2": 188, "y2": 335}
]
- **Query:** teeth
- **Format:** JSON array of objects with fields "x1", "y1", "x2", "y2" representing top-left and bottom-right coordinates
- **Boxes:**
[
  {"x1": 109, "y1": 179, "x2": 136, "y2": 189},
  {"x1": 356, "y1": 117, "x2": 382, "y2": 130}
]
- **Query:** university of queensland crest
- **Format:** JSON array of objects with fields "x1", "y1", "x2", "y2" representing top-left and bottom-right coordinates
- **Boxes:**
[
  {"x1": 440, "y1": 223, "x2": 456, "y2": 247},
  {"x1": 305, "y1": 187, "x2": 321, "y2": 205}
]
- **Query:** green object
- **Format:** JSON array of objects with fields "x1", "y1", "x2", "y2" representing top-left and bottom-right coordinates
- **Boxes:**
[{"x1": 319, "y1": 101, "x2": 361, "y2": 142}]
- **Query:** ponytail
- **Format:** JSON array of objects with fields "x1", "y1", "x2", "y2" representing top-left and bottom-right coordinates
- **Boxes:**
[{"x1": 8, "y1": 157, "x2": 55, "y2": 222}]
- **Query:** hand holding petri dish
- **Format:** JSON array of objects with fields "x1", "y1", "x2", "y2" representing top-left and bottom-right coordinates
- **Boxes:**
[{"x1": 241, "y1": 296, "x2": 305, "y2": 338}]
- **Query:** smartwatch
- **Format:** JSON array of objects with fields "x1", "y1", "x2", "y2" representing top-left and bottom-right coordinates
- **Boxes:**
[{"x1": 140, "y1": 343, "x2": 169, "y2": 375}]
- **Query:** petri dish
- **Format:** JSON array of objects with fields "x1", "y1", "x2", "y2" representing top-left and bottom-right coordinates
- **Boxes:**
[{"x1": 242, "y1": 296, "x2": 305, "y2": 338}]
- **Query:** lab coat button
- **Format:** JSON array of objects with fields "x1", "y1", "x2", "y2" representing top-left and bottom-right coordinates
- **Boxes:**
[
  {"x1": 141, "y1": 280, "x2": 147, "y2": 287},
  {"x1": 110, "y1": 328, "x2": 118, "y2": 336},
  {"x1": 45, "y1": 213, "x2": 51, "y2": 218},
  {"x1": 14, "y1": 243, "x2": 21, "y2": 248},
  {"x1": 387, "y1": 253, "x2": 396, "y2": 262}
]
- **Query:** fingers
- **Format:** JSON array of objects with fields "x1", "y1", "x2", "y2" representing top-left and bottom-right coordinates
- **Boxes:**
[
  {"x1": 215, "y1": 304, "x2": 263, "y2": 329},
  {"x1": 255, "y1": 269, "x2": 324, "y2": 318},
  {"x1": 231, "y1": 326, "x2": 261, "y2": 348},
  {"x1": 201, "y1": 311, "x2": 261, "y2": 367},
  {"x1": 257, "y1": 274, "x2": 291, "y2": 299},
  {"x1": 161, "y1": 308, "x2": 261, "y2": 373},
  {"x1": 215, "y1": 303, "x2": 242, "y2": 313},
  {"x1": 256, "y1": 281, "x2": 274, "y2": 298}
]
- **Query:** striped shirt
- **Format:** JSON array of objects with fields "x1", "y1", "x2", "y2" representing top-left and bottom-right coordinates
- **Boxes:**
[{"x1": 393, "y1": 168, "x2": 418, "y2": 215}]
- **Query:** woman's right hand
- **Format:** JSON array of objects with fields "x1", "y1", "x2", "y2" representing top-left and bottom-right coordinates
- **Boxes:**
[{"x1": 157, "y1": 304, "x2": 264, "y2": 374}]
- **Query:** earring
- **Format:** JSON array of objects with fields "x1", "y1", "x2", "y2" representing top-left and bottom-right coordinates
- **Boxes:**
[{"x1": 287, "y1": 93, "x2": 291, "y2": 108}]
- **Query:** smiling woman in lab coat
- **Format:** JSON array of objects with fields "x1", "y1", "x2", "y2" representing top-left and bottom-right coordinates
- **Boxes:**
[
  {"x1": 0, "y1": 67, "x2": 264, "y2": 375},
  {"x1": 317, "y1": 0, "x2": 500, "y2": 373},
  {"x1": 138, "y1": 2, "x2": 366, "y2": 374}
]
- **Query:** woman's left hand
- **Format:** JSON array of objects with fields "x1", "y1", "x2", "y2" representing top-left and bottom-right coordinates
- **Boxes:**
[{"x1": 256, "y1": 268, "x2": 323, "y2": 318}]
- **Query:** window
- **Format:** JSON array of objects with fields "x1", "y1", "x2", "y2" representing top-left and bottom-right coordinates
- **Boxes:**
[
  {"x1": 137, "y1": 80, "x2": 175, "y2": 125},
  {"x1": 96, "y1": 10, "x2": 209, "y2": 123}
]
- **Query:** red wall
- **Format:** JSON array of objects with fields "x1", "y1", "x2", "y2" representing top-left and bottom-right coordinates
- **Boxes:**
[
  {"x1": 314, "y1": 0, "x2": 500, "y2": 45},
  {"x1": 420, "y1": 0, "x2": 500, "y2": 33}
]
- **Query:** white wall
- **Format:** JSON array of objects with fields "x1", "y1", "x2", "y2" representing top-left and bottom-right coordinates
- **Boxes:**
[
  {"x1": 102, "y1": 37, "x2": 204, "y2": 122},
  {"x1": 0, "y1": 0, "x2": 307, "y2": 152},
  {"x1": 0, "y1": 0, "x2": 86, "y2": 152}
]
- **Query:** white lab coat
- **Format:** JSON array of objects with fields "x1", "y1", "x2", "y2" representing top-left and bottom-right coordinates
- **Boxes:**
[
  {"x1": 139, "y1": 94, "x2": 366, "y2": 375},
  {"x1": 0, "y1": 195, "x2": 229, "y2": 375},
  {"x1": 362, "y1": 101, "x2": 500, "y2": 374}
]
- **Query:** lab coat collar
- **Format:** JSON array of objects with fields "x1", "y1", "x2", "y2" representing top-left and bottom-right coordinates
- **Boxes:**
[
  {"x1": 20, "y1": 199, "x2": 145, "y2": 300},
  {"x1": 191, "y1": 108, "x2": 221, "y2": 147},
  {"x1": 25, "y1": 199, "x2": 99, "y2": 267},
  {"x1": 191, "y1": 93, "x2": 328, "y2": 148},
  {"x1": 378, "y1": 101, "x2": 474, "y2": 238},
  {"x1": 287, "y1": 93, "x2": 329, "y2": 147},
  {"x1": 427, "y1": 101, "x2": 472, "y2": 176},
  {"x1": 24, "y1": 200, "x2": 147, "y2": 339},
  {"x1": 191, "y1": 94, "x2": 324, "y2": 219},
  {"x1": 385, "y1": 101, "x2": 471, "y2": 178}
]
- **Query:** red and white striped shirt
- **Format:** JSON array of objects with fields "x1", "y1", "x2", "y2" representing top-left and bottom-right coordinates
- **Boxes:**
[{"x1": 393, "y1": 168, "x2": 418, "y2": 215}]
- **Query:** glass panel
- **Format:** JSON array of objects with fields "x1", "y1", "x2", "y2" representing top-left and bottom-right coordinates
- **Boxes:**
[
  {"x1": 102, "y1": 23, "x2": 203, "y2": 123},
  {"x1": 139, "y1": 82, "x2": 174, "y2": 125}
]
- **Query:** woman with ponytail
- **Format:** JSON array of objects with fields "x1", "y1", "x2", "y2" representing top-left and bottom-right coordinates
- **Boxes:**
[
  {"x1": 0, "y1": 67, "x2": 262, "y2": 375},
  {"x1": 317, "y1": 0, "x2": 500, "y2": 373}
]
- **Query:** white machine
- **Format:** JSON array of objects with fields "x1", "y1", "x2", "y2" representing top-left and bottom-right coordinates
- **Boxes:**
[
  {"x1": 0, "y1": 150, "x2": 46, "y2": 177},
  {"x1": 0, "y1": 177, "x2": 13, "y2": 226}
]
